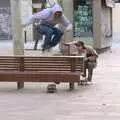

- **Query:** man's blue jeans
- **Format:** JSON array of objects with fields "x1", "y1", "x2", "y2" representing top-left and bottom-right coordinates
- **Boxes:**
[{"x1": 36, "y1": 24, "x2": 64, "y2": 49}]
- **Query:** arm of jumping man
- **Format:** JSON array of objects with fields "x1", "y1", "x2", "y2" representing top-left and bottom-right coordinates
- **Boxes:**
[
  {"x1": 60, "y1": 14, "x2": 72, "y2": 32},
  {"x1": 22, "y1": 8, "x2": 52, "y2": 27}
]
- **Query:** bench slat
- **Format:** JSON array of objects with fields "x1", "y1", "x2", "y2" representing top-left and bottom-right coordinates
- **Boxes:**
[
  {"x1": 0, "y1": 71, "x2": 80, "y2": 82},
  {"x1": 0, "y1": 56, "x2": 84, "y2": 72}
]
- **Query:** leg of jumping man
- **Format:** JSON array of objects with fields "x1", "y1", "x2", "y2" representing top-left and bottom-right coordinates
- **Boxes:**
[
  {"x1": 36, "y1": 24, "x2": 54, "y2": 52},
  {"x1": 50, "y1": 27, "x2": 64, "y2": 47}
]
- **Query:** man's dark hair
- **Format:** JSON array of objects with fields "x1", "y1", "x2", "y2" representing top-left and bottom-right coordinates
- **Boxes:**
[{"x1": 74, "y1": 41, "x2": 85, "y2": 49}]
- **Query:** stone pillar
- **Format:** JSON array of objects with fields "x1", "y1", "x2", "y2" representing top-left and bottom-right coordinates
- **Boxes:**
[
  {"x1": 10, "y1": 0, "x2": 24, "y2": 55},
  {"x1": 10, "y1": 0, "x2": 24, "y2": 89},
  {"x1": 62, "y1": 0, "x2": 73, "y2": 42},
  {"x1": 21, "y1": 0, "x2": 33, "y2": 42},
  {"x1": 93, "y1": 0, "x2": 102, "y2": 49}
]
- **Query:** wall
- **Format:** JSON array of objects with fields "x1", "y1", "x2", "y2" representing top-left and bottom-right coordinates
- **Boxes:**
[
  {"x1": 0, "y1": 0, "x2": 11, "y2": 40},
  {"x1": 112, "y1": 3, "x2": 120, "y2": 42},
  {"x1": 100, "y1": 2, "x2": 112, "y2": 48},
  {"x1": 0, "y1": 7, "x2": 12, "y2": 40},
  {"x1": 0, "y1": 0, "x2": 33, "y2": 41},
  {"x1": 93, "y1": 0, "x2": 112, "y2": 49}
]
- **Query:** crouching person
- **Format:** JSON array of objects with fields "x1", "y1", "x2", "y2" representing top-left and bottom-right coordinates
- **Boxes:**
[{"x1": 74, "y1": 41, "x2": 98, "y2": 83}]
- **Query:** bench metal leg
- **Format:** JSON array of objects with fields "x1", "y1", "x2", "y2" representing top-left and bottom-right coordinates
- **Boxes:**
[
  {"x1": 69, "y1": 82, "x2": 74, "y2": 90},
  {"x1": 17, "y1": 82, "x2": 24, "y2": 90}
]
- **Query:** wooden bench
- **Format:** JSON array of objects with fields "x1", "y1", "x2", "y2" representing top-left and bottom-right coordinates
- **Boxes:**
[{"x1": 0, "y1": 56, "x2": 85, "y2": 90}]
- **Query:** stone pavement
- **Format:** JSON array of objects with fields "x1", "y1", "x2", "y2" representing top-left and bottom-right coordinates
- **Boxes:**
[
  {"x1": 0, "y1": 41, "x2": 120, "y2": 120},
  {"x1": 0, "y1": 40, "x2": 60, "y2": 56}
]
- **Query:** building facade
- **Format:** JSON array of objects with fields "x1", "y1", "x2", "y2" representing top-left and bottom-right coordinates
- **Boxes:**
[
  {"x1": 73, "y1": 0, "x2": 113, "y2": 49},
  {"x1": 0, "y1": 0, "x2": 33, "y2": 41},
  {"x1": 0, "y1": 0, "x2": 114, "y2": 50},
  {"x1": 0, "y1": 0, "x2": 11, "y2": 40}
]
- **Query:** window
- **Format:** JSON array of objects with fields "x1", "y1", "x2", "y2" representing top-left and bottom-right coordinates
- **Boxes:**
[{"x1": 73, "y1": 0, "x2": 93, "y2": 37}]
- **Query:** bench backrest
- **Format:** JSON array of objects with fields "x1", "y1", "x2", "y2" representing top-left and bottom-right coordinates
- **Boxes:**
[{"x1": 0, "y1": 56, "x2": 84, "y2": 73}]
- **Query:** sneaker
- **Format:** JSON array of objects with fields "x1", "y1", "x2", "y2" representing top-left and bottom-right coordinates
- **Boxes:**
[
  {"x1": 41, "y1": 45, "x2": 51, "y2": 52},
  {"x1": 80, "y1": 76, "x2": 86, "y2": 81},
  {"x1": 87, "y1": 81, "x2": 93, "y2": 85},
  {"x1": 41, "y1": 48, "x2": 46, "y2": 52}
]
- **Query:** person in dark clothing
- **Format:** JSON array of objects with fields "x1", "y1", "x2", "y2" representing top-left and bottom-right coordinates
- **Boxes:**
[{"x1": 74, "y1": 41, "x2": 98, "y2": 82}]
